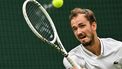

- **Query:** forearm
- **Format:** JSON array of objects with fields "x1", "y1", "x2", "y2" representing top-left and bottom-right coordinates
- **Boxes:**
[{"x1": 71, "y1": 66, "x2": 86, "y2": 69}]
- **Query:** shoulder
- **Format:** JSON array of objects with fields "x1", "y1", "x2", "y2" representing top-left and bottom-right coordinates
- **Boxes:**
[
  {"x1": 63, "y1": 45, "x2": 82, "y2": 61},
  {"x1": 68, "y1": 45, "x2": 82, "y2": 56},
  {"x1": 100, "y1": 38, "x2": 122, "y2": 44},
  {"x1": 100, "y1": 38, "x2": 121, "y2": 42},
  {"x1": 100, "y1": 38, "x2": 122, "y2": 49},
  {"x1": 63, "y1": 45, "x2": 83, "y2": 68}
]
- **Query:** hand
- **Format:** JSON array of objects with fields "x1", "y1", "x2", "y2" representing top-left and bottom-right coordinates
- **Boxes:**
[
  {"x1": 72, "y1": 66, "x2": 85, "y2": 69},
  {"x1": 72, "y1": 66, "x2": 78, "y2": 69}
]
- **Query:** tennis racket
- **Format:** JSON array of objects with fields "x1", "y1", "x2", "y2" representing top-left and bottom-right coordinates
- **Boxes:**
[{"x1": 22, "y1": 0, "x2": 81, "y2": 69}]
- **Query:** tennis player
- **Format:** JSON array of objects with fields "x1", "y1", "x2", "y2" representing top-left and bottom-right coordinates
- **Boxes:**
[{"x1": 63, "y1": 8, "x2": 122, "y2": 69}]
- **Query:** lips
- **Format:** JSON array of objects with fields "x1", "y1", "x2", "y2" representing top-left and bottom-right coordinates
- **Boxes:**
[{"x1": 78, "y1": 35, "x2": 86, "y2": 39}]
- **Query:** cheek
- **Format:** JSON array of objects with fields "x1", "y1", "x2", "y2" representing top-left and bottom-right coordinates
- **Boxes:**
[
  {"x1": 74, "y1": 31, "x2": 77, "y2": 36},
  {"x1": 84, "y1": 28, "x2": 93, "y2": 35},
  {"x1": 73, "y1": 31, "x2": 79, "y2": 38}
]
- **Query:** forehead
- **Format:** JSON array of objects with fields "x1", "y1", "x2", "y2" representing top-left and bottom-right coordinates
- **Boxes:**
[{"x1": 71, "y1": 14, "x2": 88, "y2": 25}]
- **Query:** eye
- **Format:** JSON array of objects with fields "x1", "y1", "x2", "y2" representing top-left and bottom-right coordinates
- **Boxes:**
[
  {"x1": 72, "y1": 26, "x2": 77, "y2": 31},
  {"x1": 79, "y1": 24, "x2": 85, "y2": 28}
]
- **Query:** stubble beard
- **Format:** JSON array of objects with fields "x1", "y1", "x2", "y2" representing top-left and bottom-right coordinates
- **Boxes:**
[{"x1": 81, "y1": 34, "x2": 95, "y2": 47}]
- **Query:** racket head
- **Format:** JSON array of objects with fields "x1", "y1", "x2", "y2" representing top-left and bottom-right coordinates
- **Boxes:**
[
  {"x1": 22, "y1": 0, "x2": 57, "y2": 43},
  {"x1": 22, "y1": 1, "x2": 80, "y2": 67}
]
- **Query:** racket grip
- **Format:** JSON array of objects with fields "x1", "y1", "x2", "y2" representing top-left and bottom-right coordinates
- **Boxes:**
[{"x1": 66, "y1": 55, "x2": 84, "y2": 69}]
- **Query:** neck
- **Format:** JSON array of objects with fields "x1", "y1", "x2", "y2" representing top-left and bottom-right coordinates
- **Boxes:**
[{"x1": 84, "y1": 37, "x2": 101, "y2": 56}]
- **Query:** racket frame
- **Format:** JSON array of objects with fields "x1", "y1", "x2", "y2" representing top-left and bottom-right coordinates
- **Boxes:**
[{"x1": 22, "y1": 0, "x2": 82, "y2": 69}]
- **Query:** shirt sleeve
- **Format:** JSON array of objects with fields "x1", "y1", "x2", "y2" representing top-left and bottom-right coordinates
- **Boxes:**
[
  {"x1": 63, "y1": 54, "x2": 86, "y2": 69},
  {"x1": 63, "y1": 57, "x2": 72, "y2": 69}
]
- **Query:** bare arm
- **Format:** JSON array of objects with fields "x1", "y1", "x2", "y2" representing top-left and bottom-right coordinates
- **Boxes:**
[{"x1": 71, "y1": 66, "x2": 86, "y2": 69}]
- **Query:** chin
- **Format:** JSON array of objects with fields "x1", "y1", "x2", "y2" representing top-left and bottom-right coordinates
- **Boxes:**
[
  {"x1": 80, "y1": 39, "x2": 92, "y2": 46},
  {"x1": 80, "y1": 38, "x2": 89, "y2": 43}
]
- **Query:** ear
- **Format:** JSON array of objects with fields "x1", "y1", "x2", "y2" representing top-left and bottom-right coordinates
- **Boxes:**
[{"x1": 91, "y1": 22, "x2": 97, "y2": 31}]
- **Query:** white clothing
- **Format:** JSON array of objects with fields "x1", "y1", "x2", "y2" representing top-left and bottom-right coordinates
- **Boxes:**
[{"x1": 63, "y1": 38, "x2": 122, "y2": 69}]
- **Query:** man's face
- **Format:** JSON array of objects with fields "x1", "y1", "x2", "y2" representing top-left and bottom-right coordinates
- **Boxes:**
[{"x1": 71, "y1": 14, "x2": 97, "y2": 46}]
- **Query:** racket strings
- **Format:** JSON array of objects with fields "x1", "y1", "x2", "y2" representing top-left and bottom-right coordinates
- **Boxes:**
[{"x1": 26, "y1": 2, "x2": 54, "y2": 41}]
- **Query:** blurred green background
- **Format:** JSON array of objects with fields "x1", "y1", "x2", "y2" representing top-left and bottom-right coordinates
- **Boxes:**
[{"x1": 0, "y1": 0, "x2": 122, "y2": 69}]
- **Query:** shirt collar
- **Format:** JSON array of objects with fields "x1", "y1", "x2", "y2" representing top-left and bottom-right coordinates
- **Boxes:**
[{"x1": 81, "y1": 38, "x2": 104, "y2": 57}]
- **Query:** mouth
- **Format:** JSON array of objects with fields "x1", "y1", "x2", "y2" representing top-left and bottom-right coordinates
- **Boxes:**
[{"x1": 78, "y1": 35, "x2": 86, "y2": 39}]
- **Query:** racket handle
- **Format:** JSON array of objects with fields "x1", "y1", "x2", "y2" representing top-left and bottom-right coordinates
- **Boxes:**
[{"x1": 66, "y1": 55, "x2": 85, "y2": 69}]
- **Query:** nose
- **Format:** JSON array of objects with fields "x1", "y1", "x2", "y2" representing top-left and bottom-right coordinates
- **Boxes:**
[
  {"x1": 76, "y1": 28, "x2": 84, "y2": 39},
  {"x1": 77, "y1": 28, "x2": 82, "y2": 35}
]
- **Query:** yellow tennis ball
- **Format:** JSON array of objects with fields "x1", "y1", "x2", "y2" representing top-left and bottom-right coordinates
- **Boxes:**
[{"x1": 52, "y1": 0, "x2": 63, "y2": 8}]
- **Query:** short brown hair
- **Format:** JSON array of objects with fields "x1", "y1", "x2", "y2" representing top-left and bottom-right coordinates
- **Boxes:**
[{"x1": 69, "y1": 8, "x2": 96, "y2": 24}]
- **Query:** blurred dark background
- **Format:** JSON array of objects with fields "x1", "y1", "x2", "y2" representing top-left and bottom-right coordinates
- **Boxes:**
[{"x1": 0, "y1": 0, "x2": 122, "y2": 69}]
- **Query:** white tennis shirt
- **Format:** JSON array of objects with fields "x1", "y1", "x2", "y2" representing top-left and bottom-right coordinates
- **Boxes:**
[{"x1": 63, "y1": 38, "x2": 122, "y2": 69}]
